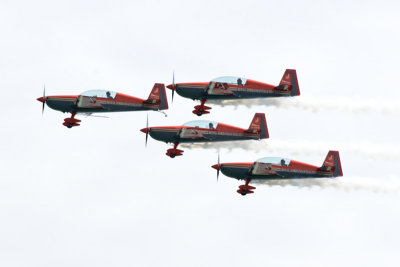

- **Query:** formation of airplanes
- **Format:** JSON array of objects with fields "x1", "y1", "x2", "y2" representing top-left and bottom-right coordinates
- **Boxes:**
[{"x1": 37, "y1": 69, "x2": 343, "y2": 195}]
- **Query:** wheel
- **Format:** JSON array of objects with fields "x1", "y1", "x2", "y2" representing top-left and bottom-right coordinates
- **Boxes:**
[
  {"x1": 170, "y1": 154, "x2": 176, "y2": 158},
  {"x1": 241, "y1": 191, "x2": 247, "y2": 196},
  {"x1": 67, "y1": 123, "x2": 73, "y2": 128},
  {"x1": 196, "y1": 112, "x2": 202, "y2": 117}
]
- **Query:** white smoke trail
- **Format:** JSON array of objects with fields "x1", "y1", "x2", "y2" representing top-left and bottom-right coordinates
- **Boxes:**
[
  {"x1": 252, "y1": 176, "x2": 400, "y2": 194},
  {"x1": 207, "y1": 96, "x2": 400, "y2": 114},
  {"x1": 180, "y1": 139, "x2": 400, "y2": 160}
]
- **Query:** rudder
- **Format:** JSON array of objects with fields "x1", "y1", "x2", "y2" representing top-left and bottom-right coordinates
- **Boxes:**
[
  {"x1": 321, "y1": 150, "x2": 343, "y2": 177},
  {"x1": 277, "y1": 69, "x2": 300, "y2": 96},
  {"x1": 246, "y1": 113, "x2": 269, "y2": 139},
  {"x1": 146, "y1": 83, "x2": 168, "y2": 110}
]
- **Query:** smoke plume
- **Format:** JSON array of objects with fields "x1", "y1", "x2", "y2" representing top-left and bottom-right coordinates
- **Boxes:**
[
  {"x1": 180, "y1": 139, "x2": 400, "y2": 160},
  {"x1": 207, "y1": 96, "x2": 400, "y2": 114},
  {"x1": 253, "y1": 176, "x2": 400, "y2": 194}
]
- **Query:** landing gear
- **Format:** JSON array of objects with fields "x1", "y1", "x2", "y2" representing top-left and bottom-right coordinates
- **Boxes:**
[
  {"x1": 63, "y1": 112, "x2": 81, "y2": 128},
  {"x1": 236, "y1": 179, "x2": 256, "y2": 196},
  {"x1": 192, "y1": 98, "x2": 211, "y2": 116},
  {"x1": 166, "y1": 142, "x2": 184, "y2": 158}
]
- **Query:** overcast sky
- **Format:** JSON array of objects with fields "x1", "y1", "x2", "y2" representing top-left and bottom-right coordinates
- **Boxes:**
[{"x1": 1, "y1": 0, "x2": 400, "y2": 266}]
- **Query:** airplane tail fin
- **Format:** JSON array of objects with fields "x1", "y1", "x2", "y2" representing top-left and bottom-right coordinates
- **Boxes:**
[
  {"x1": 277, "y1": 69, "x2": 300, "y2": 96},
  {"x1": 246, "y1": 113, "x2": 269, "y2": 139},
  {"x1": 145, "y1": 83, "x2": 168, "y2": 110},
  {"x1": 320, "y1": 150, "x2": 343, "y2": 177}
]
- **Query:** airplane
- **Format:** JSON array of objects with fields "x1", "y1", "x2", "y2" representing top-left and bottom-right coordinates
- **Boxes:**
[
  {"x1": 37, "y1": 83, "x2": 168, "y2": 128},
  {"x1": 140, "y1": 113, "x2": 268, "y2": 158},
  {"x1": 211, "y1": 151, "x2": 343, "y2": 195},
  {"x1": 166, "y1": 69, "x2": 300, "y2": 116}
]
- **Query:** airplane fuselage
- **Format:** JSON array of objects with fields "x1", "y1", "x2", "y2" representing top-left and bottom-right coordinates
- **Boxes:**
[
  {"x1": 44, "y1": 95, "x2": 161, "y2": 114},
  {"x1": 148, "y1": 126, "x2": 261, "y2": 144},
  {"x1": 38, "y1": 84, "x2": 168, "y2": 128},
  {"x1": 219, "y1": 161, "x2": 335, "y2": 181},
  {"x1": 175, "y1": 82, "x2": 291, "y2": 101}
]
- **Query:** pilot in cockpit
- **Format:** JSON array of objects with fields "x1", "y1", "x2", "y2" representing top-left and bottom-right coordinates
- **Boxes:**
[
  {"x1": 281, "y1": 159, "x2": 286, "y2": 166},
  {"x1": 106, "y1": 91, "x2": 112, "y2": 99},
  {"x1": 209, "y1": 122, "x2": 215, "y2": 130},
  {"x1": 237, "y1": 78, "x2": 243, "y2": 86}
]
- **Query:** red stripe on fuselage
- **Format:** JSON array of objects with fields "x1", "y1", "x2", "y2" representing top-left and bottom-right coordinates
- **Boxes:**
[
  {"x1": 244, "y1": 79, "x2": 276, "y2": 90},
  {"x1": 176, "y1": 82, "x2": 209, "y2": 86},
  {"x1": 222, "y1": 163, "x2": 253, "y2": 167},
  {"x1": 288, "y1": 160, "x2": 320, "y2": 171},
  {"x1": 216, "y1": 123, "x2": 246, "y2": 133},
  {"x1": 114, "y1": 92, "x2": 144, "y2": 104},
  {"x1": 46, "y1": 95, "x2": 78, "y2": 99}
]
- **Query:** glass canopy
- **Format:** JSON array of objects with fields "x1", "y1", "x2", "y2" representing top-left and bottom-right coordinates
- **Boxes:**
[
  {"x1": 255, "y1": 157, "x2": 291, "y2": 166},
  {"x1": 80, "y1": 90, "x2": 117, "y2": 99},
  {"x1": 183, "y1": 120, "x2": 218, "y2": 130},
  {"x1": 211, "y1": 76, "x2": 247, "y2": 86}
]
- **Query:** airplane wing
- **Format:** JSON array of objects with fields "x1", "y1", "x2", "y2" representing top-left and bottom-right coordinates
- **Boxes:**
[{"x1": 80, "y1": 113, "x2": 109, "y2": 118}]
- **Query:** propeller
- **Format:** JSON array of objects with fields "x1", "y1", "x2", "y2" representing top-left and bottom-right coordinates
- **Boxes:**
[
  {"x1": 211, "y1": 153, "x2": 222, "y2": 181},
  {"x1": 172, "y1": 71, "x2": 175, "y2": 102},
  {"x1": 217, "y1": 153, "x2": 220, "y2": 182},
  {"x1": 42, "y1": 84, "x2": 46, "y2": 114},
  {"x1": 145, "y1": 114, "x2": 149, "y2": 147}
]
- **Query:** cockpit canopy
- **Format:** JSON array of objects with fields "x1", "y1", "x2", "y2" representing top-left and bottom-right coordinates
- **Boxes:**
[
  {"x1": 255, "y1": 157, "x2": 291, "y2": 166},
  {"x1": 183, "y1": 120, "x2": 218, "y2": 130},
  {"x1": 211, "y1": 76, "x2": 247, "y2": 86},
  {"x1": 80, "y1": 90, "x2": 117, "y2": 99}
]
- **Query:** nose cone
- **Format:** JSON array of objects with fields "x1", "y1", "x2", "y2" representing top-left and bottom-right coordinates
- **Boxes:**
[
  {"x1": 211, "y1": 164, "x2": 220, "y2": 170},
  {"x1": 140, "y1": 128, "x2": 149, "y2": 134},
  {"x1": 37, "y1": 97, "x2": 46, "y2": 103},
  {"x1": 166, "y1": 84, "x2": 175, "y2": 90}
]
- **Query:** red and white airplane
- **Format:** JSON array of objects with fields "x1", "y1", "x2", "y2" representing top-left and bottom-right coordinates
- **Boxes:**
[
  {"x1": 140, "y1": 113, "x2": 268, "y2": 158},
  {"x1": 37, "y1": 83, "x2": 168, "y2": 128},
  {"x1": 212, "y1": 151, "x2": 343, "y2": 195},
  {"x1": 167, "y1": 69, "x2": 300, "y2": 116}
]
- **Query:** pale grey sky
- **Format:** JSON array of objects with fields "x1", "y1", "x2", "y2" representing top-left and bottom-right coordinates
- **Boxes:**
[{"x1": 1, "y1": 0, "x2": 400, "y2": 266}]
